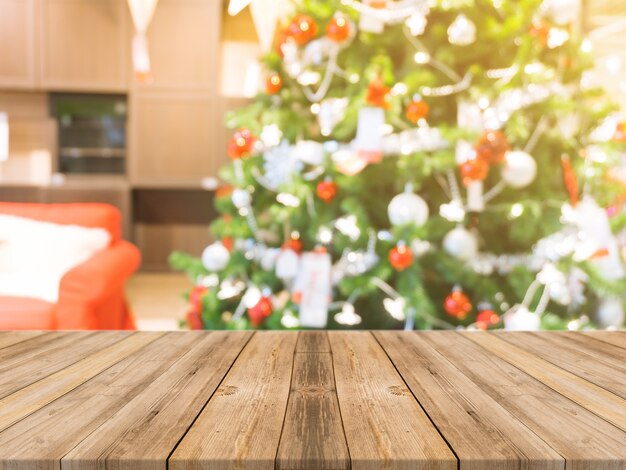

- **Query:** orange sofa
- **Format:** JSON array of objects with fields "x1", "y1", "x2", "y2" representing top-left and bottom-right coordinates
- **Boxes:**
[{"x1": 0, "y1": 203, "x2": 140, "y2": 330}]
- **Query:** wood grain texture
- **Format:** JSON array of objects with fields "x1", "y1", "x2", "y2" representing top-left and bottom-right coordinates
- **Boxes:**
[
  {"x1": 0, "y1": 332, "x2": 160, "y2": 433},
  {"x1": 0, "y1": 332, "x2": 190, "y2": 470},
  {"x1": 169, "y1": 332, "x2": 298, "y2": 470},
  {"x1": 580, "y1": 331, "x2": 626, "y2": 349},
  {"x1": 464, "y1": 332, "x2": 626, "y2": 432},
  {"x1": 61, "y1": 331, "x2": 252, "y2": 470},
  {"x1": 0, "y1": 331, "x2": 129, "y2": 399},
  {"x1": 422, "y1": 332, "x2": 626, "y2": 469},
  {"x1": 276, "y1": 332, "x2": 349, "y2": 470},
  {"x1": 374, "y1": 331, "x2": 563, "y2": 470},
  {"x1": 328, "y1": 331, "x2": 457, "y2": 470},
  {"x1": 0, "y1": 331, "x2": 46, "y2": 350},
  {"x1": 493, "y1": 331, "x2": 626, "y2": 399}
]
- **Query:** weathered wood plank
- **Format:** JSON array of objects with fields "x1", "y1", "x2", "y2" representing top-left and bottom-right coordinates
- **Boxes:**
[
  {"x1": 0, "y1": 331, "x2": 131, "y2": 399},
  {"x1": 61, "y1": 331, "x2": 252, "y2": 470},
  {"x1": 328, "y1": 331, "x2": 457, "y2": 470},
  {"x1": 0, "y1": 332, "x2": 194, "y2": 470},
  {"x1": 580, "y1": 331, "x2": 626, "y2": 349},
  {"x1": 493, "y1": 331, "x2": 626, "y2": 400},
  {"x1": 375, "y1": 331, "x2": 563, "y2": 470},
  {"x1": 169, "y1": 331, "x2": 297, "y2": 470},
  {"x1": 0, "y1": 332, "x2": 73, "y2": 363},
  {"x1": 0, "y1": 332, "x2": 161, "y2": 433},
  {"x1": 463, "y1": 332, "x2": 626, "y2": 432},
  {"x1": 0, "y1": 331, "x2": 47, "y2": 350},
  {"x1": 422, "y1": 332, "x2": 626, "y2": 470},
  {"x1": 295, "y1": 331, "x2": 331, "y2": 353},
  {"x1": 277, "y1": 332, "x2": 349, "y2": 470}
]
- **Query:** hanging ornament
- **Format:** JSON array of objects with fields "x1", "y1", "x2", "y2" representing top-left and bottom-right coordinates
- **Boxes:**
[
  {"x1": 222, "y1": 236, "x2": 234, "y2": 252},
  {"x1": 334, "y1": 303, "x2": 362, "y2": 326},
  {"x1": 201, "y1": 241, "x2": 231, "y2": 272},
  {"x1": 228, "y1": 128, "x2": 256, "y2": 159},
  {"x1": 444, "y1": 287, "x2": 472, "y2": 320},
  {"x1": 387, "y1": 190, "x2": 429, "y2": 227},
  {"x1": 529, "y1": 20, "x2": 551, "y2": 47},
  {"x1": 475, "y1": 130, "x2": 509, "y2": 164},
  {"x1": 275, "y1": 248, "x2": 300, "y2": 280},
  {"x1": 613, "y1": 122, "x2": 626, "y2": 142},
  {"x1": 317, "y1": 98, "x2": 349, "y2": 136},
  {"x1": 475, "y1": 304, "x2": 500, "y2": 330},
  {"x1": 294, "y1": 250, "x2": 332, "y2": 328},
  {"x1": 354, "y1": 107, "x2": 385, "y2": 164},
  {"x1": 287, "y1": 15, "x2": 318, "y2": 46},
  {"x1": 561, "y1": 154, "x2": 579, "y2": 206},
  {"x1": 405, "y1": 98, "x2": 429, "y2": 124},
  {"x1": 248, "y1": 295, "x2": 273, "y2": 327},
  {"x1": 365, "y1": 77, "x2": 391, "y2": 109},
  {"x1": 406, "y1": 11, "x2": 427, "y2": 36},
  {"x1": 503, "y1": 304, "x2": 540, "y2": 331},
  {"x1": 443, "y1": 226, "x2": 478, "y2": 262},
  {"x1": 231, "y1": 188, "x2": 251, "y2": 209},
  {"x1": 460, "y1": 157, "x2": 489, "y2": 186},
  {"x1": 266, "y1": 72, "x2": 283, "y2": 95},
  {"x1": 185, "y1": 285, "x2": 207, "y2": 330},
  {"x1": 502, "y1": 150, "x2": 537, "y2": 188},
  {"x1": 316, "y1": 179, "x2": 338, "y2": 203},
  {"x1": 596, "y1": 297, "x2": 625, "y2": 328},
  {"x1": 358, "y1": 0, "x2": 387, "y2": 34},
  {"x1": 326, "y1": 15, "x2": 352, "y2": 43},
  {"x1": 284, "y1": 233, "x2": 302, "y2": 253},
  {"x1": 447, "y1": 14, "x2": 476, "y2": 46},
  {"x1": 389, "y1": 242, "x2": 413, "y2": 271}
]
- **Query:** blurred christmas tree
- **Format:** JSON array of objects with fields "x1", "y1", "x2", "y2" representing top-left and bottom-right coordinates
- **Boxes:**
[{"x1": 171, "y1": 0, "x2": 626, "y2": 331}]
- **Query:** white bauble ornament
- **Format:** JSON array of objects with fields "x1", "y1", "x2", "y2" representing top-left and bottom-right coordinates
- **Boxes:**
[
  {"x1": 231, "y1": 188, "x2": 251, "y2": 209},
  {"x1": 503, "y1": 305, "x2": 541, "y2": 331},
  {"x1": 201, "y1": 242, "x2": 230, "y2": 272},
  {"x1": 502, "y1": 151, "x2": 537, "y2": 188},
  {"x1": 596, "y1": 297, "x2": 625, "y2": 328},
  {"x1": 275, "y1": 249, "x2": 300, "y2": 280},
  {"x1": 388, "y1": 192, "x2": 429, "y2": 227},
  {"x1": 447, "y1": 14, "x2": 476, "y2": 46},
  {"x1": 443, "y1": 227, "x2": 478, "y2": 261},
  {"x1": 406, "y1": 12, "x2": 427, "y2": 36}
]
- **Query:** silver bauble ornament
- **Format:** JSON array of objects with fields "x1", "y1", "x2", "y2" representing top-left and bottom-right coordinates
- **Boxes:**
[
  {"x1": 447, "y1": 14, "x2": 476, "y2": 46},
  {"x1": 502, "y1": 150, "x2": 537, "y2": 188},
  {"x1": 388, "y1": 192, "x2": 429, "y2": 227},
  {"x1": 201, "y1": 242, "x2": 230, "y2": 272},
  {"x1": 596, "y1": 297, "x2": 625, "y2": 328},
  {"x1": 443, "y1": 227, "x2": 478, "y2": 261}
]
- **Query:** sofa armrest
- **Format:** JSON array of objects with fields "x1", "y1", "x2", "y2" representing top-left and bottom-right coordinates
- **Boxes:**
[{"x1": 54, "y1": 241, "x2": 141, "y2": 329}]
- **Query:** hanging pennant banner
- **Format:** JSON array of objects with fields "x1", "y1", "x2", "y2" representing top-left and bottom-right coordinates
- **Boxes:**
[{"x1": 293, "y1": 251, "x2": 331, "y2": 328}]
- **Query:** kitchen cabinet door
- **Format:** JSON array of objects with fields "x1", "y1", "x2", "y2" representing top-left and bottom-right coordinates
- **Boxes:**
[
  {"x1": 39, "y1": 0, "x2": 129, "y2": 91},
  {"x1": 0, "y1": 0, "x2": 36, "y2": 89},
  {"x1": 128, "y1": 91, "x2": 221, "y2": 186}
]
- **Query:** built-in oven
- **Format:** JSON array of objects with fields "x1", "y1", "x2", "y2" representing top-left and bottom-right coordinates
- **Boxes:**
[{"x1": 51, "y1": 93, "x2": 127, "y2": 175}]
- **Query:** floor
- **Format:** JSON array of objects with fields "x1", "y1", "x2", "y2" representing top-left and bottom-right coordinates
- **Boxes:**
[{"x1": 125, "y1": 273, "x2": 192, "y2": 330}]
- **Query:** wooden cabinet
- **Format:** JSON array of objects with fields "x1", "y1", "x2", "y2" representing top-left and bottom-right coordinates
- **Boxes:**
[
  {"x1": 39, "y1": 0, "x2": 129, "y2": 91},
  {"x1": 129, "y1": 91, "x2": 220, "y2": 185},
  {"x1": 136, "y1": 0, "x2": 221, "y2": 91},
  {"x1": 0, "y1": 0, "x2": 37, "y2": 88}
]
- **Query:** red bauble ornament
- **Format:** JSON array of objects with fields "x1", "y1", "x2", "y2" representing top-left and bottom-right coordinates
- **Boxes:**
[
  {"x1": 560, "y1": 154, "x2": 579, "y2": 206},
  {"x1": 288, "y1": 15, "x2": 318, "y2": 45},
  {"x1": 529, "y1": 20, "x2": 550, "y2": 47},
  {"x1": 227, "y1": 128, "x2": 256, "y2": 159},
  {"x1": 444, "y1": 288, "x2": 472, "y2": 320},
  {"x1": 186, "y1": 286, "x2": 208, "y2": 330},
  {"x1": 248, "y1": 296, "x2": 273, "y2": 327},
  {"x1": 460, "y1": 157, "x2": 489, "y2": 186},
  {"x1": 326, "y1": 16, "x2": 351, "y2": 42},
  {"x1": 405, "y1": 99, "x2": 429, "y2": 123},
  {"x1": 186, "y1": 310, "x2": 203, "y2": 330},
  {"x1": 316, "y1": 180, "x2": 338, "y2": 203},
  {"x1": 366, "y1": 77, "x2": 391, "y2": 109},
  {"x1": 216, "y1": 184, "x2": 233, "y2": 198},
  {"x1": 266, "y1": 73, "x2": 283, "y2": 95},
  {"x1": 389, "y1": 243, "x2": 413, "y2": 271},
  {"x1": 475, "y1": 308, "x2": 500, "y2": 330},
  {"x1": 475, "y1": 130, "x2": 509, "y2": 164},
  {"x1": 614, "y1": 123, "x2": 626, "y2": 142},
  {"x1": 284, "y1": 236, "x2": 302, "y2": 253},
  {"x1": 222, "y1": 236, "x2": 234, "y2": 252}
]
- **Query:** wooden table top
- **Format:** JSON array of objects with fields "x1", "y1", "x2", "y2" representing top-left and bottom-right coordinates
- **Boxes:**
[{"x1": 0, "y1": 331, "x2": 625, "y2": 469}]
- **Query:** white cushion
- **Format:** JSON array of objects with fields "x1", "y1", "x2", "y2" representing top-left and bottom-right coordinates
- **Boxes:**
[{"x1": 0, "y1": 215, "x2": 111, "y2": 302}]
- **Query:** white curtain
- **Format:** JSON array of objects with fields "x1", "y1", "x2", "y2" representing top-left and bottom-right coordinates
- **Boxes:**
[{"x1": 127, "y1": 0, "x2": 159, "y2": 78}]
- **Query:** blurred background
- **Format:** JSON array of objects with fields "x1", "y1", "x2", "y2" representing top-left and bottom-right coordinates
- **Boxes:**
[{"x1": 0, "y1": 0, "x2": 625, "y2": 330}]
